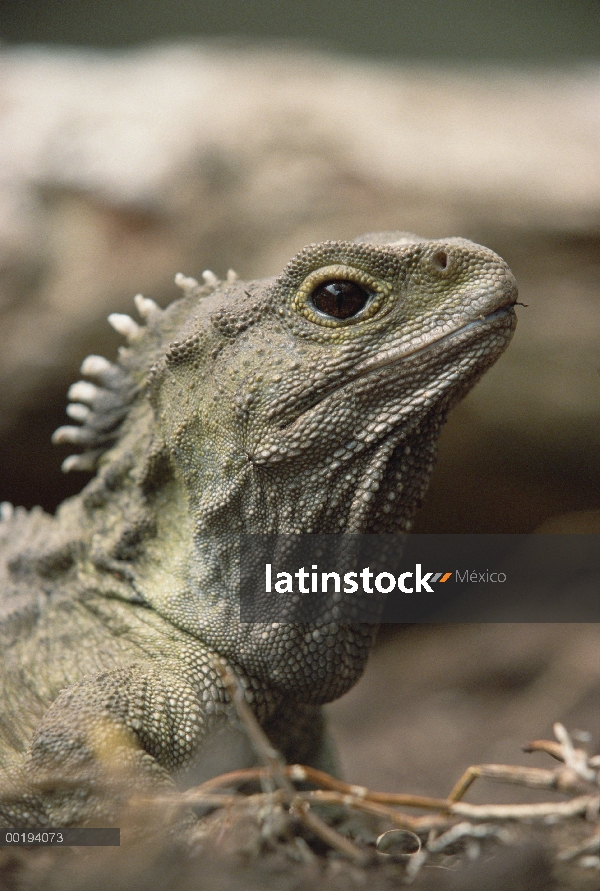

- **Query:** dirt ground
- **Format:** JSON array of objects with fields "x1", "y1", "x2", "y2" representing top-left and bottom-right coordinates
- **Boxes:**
[{"x1": 328, "y1": 624, "x2": 600, "y2": 802}]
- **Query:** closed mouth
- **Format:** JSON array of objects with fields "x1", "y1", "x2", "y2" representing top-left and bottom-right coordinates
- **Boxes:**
[
  {"x1": 352, "y1": 305, "x2": 515, "y2": 380},
  {"x1": 285, "y1": 304, "x2": 515, "y2": 428}
]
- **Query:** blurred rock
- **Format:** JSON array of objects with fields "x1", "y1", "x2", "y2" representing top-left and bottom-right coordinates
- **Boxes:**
[{"x1": 0, "y1": 44, "x2": 599, "y2": 527}]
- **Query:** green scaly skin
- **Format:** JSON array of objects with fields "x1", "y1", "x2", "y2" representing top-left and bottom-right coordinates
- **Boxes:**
[{"x1": 0, "y1": 233, "x2": 517, "y2": 826}]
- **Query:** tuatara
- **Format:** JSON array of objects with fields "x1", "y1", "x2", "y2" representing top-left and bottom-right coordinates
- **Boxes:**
[{"x1": 0, "y1": 232, "x2": 517, "y2": 825}]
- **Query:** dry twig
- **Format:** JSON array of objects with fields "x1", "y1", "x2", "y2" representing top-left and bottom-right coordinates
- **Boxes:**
[
  {"x1": 145, "y1": 668, "x2": 599, "y2": 872},
  {"x1": 214, "y1": 659, "x2": 368, "y2": 864}
]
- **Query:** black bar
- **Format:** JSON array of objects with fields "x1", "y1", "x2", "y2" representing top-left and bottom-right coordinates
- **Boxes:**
[
  {"x1": 239, "y1": 533, "x2": 600, "y2": 623},
  {"x1": 1, "y1": 828, "x2": 120, "y2": 846}
]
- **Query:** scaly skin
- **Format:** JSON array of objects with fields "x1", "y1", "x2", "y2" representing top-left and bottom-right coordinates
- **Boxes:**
[{"x1": 0, "y1": 233, "x2": 517, "y2": 825}]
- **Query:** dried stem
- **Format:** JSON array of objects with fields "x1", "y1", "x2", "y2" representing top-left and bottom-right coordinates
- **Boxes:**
[
  {"x1": 167, "y1": 665, "x2": 600, "y2": 865},
  {"x1": 450, "y1": 795, "x2": 599, "y2": 821},
  {"x1": 214, "y1": 659, "x2": 366, "y2": 864}
]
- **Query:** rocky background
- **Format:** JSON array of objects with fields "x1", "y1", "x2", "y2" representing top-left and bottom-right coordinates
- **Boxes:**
[
  {"x1": 1, "y1": 45, "x2": 600, "y2": 534},
  {"x1": 0, "y1": 42, "x2": 599, "y2": 846}
]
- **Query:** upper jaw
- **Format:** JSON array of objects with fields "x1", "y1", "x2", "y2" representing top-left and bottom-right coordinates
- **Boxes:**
[
  {"x1": 346, "y1": 301, "x2": 517, "y2": 383},
  {"x1": 257, "y1": 304, "x2": 515, "y2": 458}
]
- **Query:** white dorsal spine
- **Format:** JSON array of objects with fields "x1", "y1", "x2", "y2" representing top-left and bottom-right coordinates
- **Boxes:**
[
  {"x1": 67, "y1": 381, "x2": 101, "y2": 405},
  {"x1": 133, "y1": 293, "x2": 161, "y2": 321},
  {"x1": 54, "y1": 312, "x2": 139, "y2": 473},
  {"x1": 202, "y1": 269, "x2": 219, "y2": 287},
  {"x1": 80, "y1": 355, "x2": 113, "y2": 378},
  {"x1": 61, "y1": 451, "x2": 103, "y2": 473},
  {"x1": 66, "y1": 403, "x2": 91, "y2": 423},
  {"x1": 0, "y1": 502, "x2": 14, "y2": 523},
  {"x1": 175, "y1": 273, "x2": 200, "y2": 298},
  {"x1": 52, "y1": 426, "x2": 91, "y2": 445},
  {"x1": 55, "y1": 271, "x2": 219, "y2": 475},
  {"x1": 108, "y1": 313, "x2": 140, "y2": 340}
]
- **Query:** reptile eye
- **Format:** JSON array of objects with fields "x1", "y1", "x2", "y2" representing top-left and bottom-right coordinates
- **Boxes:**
[{"x1": 309, "y1": 280, "x2": 371, "y2": 320}]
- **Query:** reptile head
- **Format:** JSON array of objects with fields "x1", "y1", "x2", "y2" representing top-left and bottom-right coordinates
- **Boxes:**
[
  {"x1": 56, "y1": 233, "x2": 517, "y2": 701},
  {"x1": 153, "y1": 233, "x2": 516, "y2": 536}
]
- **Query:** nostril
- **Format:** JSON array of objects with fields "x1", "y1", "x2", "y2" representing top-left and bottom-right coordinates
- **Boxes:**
[{"x1": 431, "y1": 250, "x2": 449, "y2": 271}]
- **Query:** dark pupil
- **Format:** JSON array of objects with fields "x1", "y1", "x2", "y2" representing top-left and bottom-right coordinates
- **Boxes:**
[{"x1": 310, "y1": 280, "x2": 370, "y2": 319}]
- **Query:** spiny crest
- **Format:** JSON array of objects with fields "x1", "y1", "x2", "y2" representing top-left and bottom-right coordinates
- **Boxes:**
[
  {"x1": 52, "y1": 269, "x2": 237, "y2": 473},
  {"x1": 52, "y1": 348, "x2": 137, "y2": 473}
]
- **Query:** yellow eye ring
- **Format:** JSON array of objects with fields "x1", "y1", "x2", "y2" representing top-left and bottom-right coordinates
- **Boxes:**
[{"x1": 291, "y1": 265, "x2": 392, "y2": 327}]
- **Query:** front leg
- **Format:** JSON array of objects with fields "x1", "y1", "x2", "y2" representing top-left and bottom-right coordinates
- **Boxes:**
[{"x1": 0, "y1": 661, "x2": 229, "y2": 827}]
